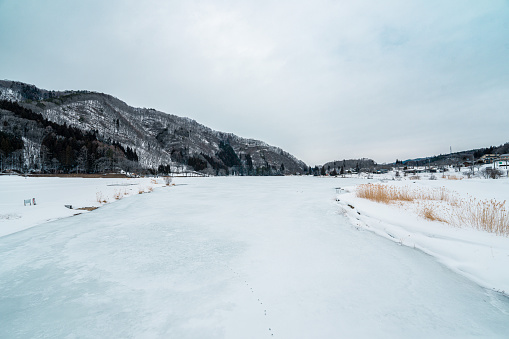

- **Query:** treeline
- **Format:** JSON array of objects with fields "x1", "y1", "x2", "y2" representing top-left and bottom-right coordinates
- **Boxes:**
[
  {"x1": 0, "y1": 100, "x2": 139, "y2": 173},
  {"x1": 112, "y1": 141, "x2": 139, "y2": 162},
  {"x1": 473, "y1": 144, "x2": 509, "y2": 158},
  {"x1": 0, "y1": 130, "x2": 24, "y2": 170},
  {"x1": 0, "y1": 100, "x2": 96, "y2": 141},
  {"x1": 0, "y1": 130, "x2": 23, "y2": 156}
]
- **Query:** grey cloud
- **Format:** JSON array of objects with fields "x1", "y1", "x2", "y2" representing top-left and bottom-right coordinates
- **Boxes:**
[{"x1": 1, "y1": 0, "x2": 508, "y2": 164}]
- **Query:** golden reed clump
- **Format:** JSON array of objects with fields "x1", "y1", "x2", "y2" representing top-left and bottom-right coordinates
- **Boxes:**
[
  {"x1": 451, "y1": 198, "x2": 509, "y2": 236},
  {"x1": 356, "y1": 184, "x2": 453, "y2": 204},
  {"x1": 355, "y1": 184, "x2": 508, "y2": 236}
]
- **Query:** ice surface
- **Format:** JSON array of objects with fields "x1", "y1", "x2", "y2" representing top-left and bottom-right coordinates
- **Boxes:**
[{"x1": 1, "y1": 177, "x2": 509, "y2": 338}]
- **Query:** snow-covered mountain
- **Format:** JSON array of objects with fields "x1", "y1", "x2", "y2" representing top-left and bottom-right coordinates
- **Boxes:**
[{"x1": 0, "y1": 80, "x2": 307, "y2": 175}]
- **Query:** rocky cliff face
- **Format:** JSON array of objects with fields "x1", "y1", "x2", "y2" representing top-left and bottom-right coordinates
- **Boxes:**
[{"x1": 0, "y1": 80, "x2": 307, "y2": 175}]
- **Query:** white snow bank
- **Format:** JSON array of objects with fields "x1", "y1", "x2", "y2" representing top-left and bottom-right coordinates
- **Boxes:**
[
  {"x1": 0, "y1": 175, "x2": 168, "y2": 238},
  {"x1": 337, "y1": 178, "x2": 509, "y2": 295}
]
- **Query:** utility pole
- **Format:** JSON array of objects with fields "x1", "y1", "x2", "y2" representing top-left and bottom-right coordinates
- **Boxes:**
[{"x1": 450, "y1": 146, "x2": 452, "y2": 169}]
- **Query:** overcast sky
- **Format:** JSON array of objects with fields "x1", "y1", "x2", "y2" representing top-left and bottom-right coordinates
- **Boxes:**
[{"x1": 1, "y1": 0, "x2": 508, "y2": 165}]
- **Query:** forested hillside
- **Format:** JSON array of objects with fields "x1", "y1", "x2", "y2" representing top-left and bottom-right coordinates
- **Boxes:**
[{"x1": 0, "y1": 81, "x2": 307, "y2": 175}]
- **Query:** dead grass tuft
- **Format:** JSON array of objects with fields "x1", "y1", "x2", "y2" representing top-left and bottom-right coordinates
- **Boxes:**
[
  {"x1": 76, "y1": 206, "x2": 99, "y2": 211},
  {"x1": 444, "y1": 175, "x2": 462, "y2": 180},
  {"x1": 96, "y1": 192, "x2": 107, "y2": 204},
  {"x1": 113, "y1": 190, "x2": 123, "y2": 200},
  {"x1": 420, "y1": 203, "x2": 446, "y2": 223}
]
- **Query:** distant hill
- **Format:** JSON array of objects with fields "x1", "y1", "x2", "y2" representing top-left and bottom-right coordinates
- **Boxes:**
[
  {"x1": 321, "y1": 158, "x2": 376, "y2": 173},
  {"x1": 0, "y1": 80, "x2": 307, "y2": 175},
  {"x1": 317, "y1": 144, "x2": 509, "y2": 175},
  {"x1": 398, "y1": 143, "x2": 509, "y2": 167}
]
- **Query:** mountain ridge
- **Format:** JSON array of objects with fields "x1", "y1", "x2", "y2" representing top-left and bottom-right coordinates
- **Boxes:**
[{"x1": 0, "y1": 80, "x2": 307, "y2": 175}]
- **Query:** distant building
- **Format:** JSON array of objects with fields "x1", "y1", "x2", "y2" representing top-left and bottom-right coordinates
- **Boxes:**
[{"x1": 480, "y1": 154, "x2": 499, "y2": 164}]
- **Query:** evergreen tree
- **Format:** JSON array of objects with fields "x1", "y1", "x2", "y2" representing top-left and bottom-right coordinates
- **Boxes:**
[
  {"x1": 217, "y1": 141, "x2": 241, "y2": 168},
  {"x1": 245, "y1": 153, "x2": 254, "y2": 174}
]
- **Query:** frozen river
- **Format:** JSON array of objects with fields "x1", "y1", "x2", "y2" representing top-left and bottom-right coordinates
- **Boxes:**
[{"x1": 1, "y1": 177, "x2": 508, "y2": 338}]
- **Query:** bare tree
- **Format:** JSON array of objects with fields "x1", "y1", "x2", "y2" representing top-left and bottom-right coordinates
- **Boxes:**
[{"x1": 480, "y1": 167, "x2": 503, "y2": 179}]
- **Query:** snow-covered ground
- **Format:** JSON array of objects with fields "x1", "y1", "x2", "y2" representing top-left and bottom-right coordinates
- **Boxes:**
[
  {"x1": 0, "y1": 175, "x2": 168, "y2": 238},
  {"x1": 1, "y1": 176, "x2": 509, "y2": 338}
]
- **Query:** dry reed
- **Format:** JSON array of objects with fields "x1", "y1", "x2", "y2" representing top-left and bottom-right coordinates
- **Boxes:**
[
  {"x1": 113, "y1": 190, "x2": 123, "y2": 200},
  {"x1": 355, "y1": 184, "x2": 508, "y2": 236},
  {"x1": 356, "y1": 184, "x2": 454, "y2": 204},
  {"x1": 356, "y1": 184, "x2": 413, "y2": 203},
  {"x1": 449, "y1": 198, "x2": 509, "y2": 236},
  {"x1": 96, "y1": 192, "x2": 107, "y2": 204},
  {"x1": 76, "y1": 206, "x2": 99, "y2": 211},
  {"x1": 420, "y1": 203, "x2": 446, "y2": 223}
]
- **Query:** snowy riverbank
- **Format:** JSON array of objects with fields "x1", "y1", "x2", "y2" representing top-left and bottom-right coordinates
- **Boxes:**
[
  {"x1": 337, "y1": 176, "x2": 509, "y2": 295},
  {"x1": 0, "y1": 175, "x2": 169, "y2": 238}
]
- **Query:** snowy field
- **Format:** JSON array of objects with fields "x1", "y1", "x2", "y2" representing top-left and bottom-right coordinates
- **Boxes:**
[
  {"x1": 0, "y1": 175, "x2": 168, "y2": 238},
  {"x1": 1, "y1": 176, "x2": 509, "y2": 338}
]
